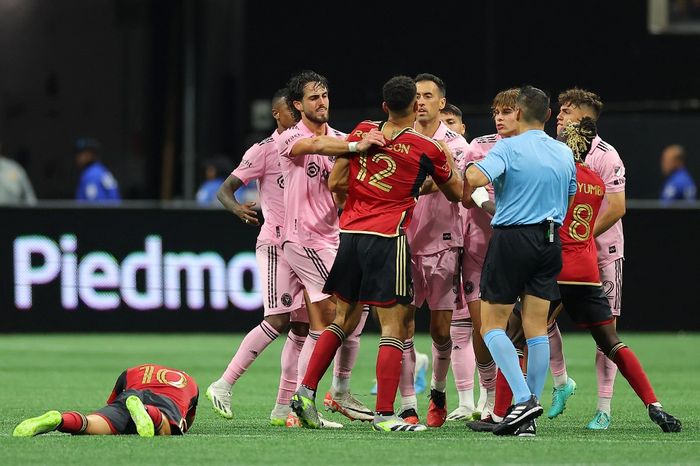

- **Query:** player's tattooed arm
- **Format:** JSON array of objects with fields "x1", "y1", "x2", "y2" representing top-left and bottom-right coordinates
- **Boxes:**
[
  {"x1": 216, "y1": 173, "x2": 260, "y2": 226},
  {"x1": 329, "y1": 156, "x2": 351, "y2": 194}
]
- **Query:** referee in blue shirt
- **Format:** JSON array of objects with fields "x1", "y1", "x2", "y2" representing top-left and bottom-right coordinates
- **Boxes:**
[{"x1": 464, "y1": 86, "x2": 576, "y2": 435}]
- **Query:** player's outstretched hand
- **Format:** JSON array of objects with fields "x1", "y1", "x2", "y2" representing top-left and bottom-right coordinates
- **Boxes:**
[
  {"x1": 234, "y1": 201, "x2": 260, "y2": 226},
  {"x1": 358, "y1": 128, "x2": 386, "y2": 152}
]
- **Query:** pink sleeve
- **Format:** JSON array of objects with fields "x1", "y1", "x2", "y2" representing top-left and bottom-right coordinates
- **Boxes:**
[
  {"x1": 277, "y1": 127, "x2": 305, "y2": 159},
  {"x1": 232, "y1": 143, "x2": 266, "y2": 185},
  {"x1": 593, "y1": 149, "x2": 626, "y2": 193}
]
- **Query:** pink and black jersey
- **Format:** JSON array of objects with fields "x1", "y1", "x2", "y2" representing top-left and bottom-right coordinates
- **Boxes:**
[
  {"x1": 407, "y1": 122, "x2": 467, "y2": 255},
  {"x1": 341, "y1": 120, "x2": 452, "y2": 236},
  {"x1": 586, "y1": 136, "x2": 625, "y2": 267},
  {"x1": 277, "y1": 120, "x2": 345, "y2": 250},
  {"x1": 232, "y1": 130, "x2": 286, "y2": 247}
]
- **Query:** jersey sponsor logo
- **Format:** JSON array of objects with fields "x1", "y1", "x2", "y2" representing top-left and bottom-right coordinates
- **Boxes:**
[
  {"x1": 257, "y1": 136, "x2": 274, "y2": 146},
  {"x1": 306, "y1": 162, "x2": 320, "y2": 178},
  {"x1": 608, "y1": 245, "x2": 616, "y2": 254},
  {"x1": 442, "y1": 233, "x2": 452, "y2": 241},
  {"x1": 239, "y1": 159, "x2": 253, "y2": 169},
  {"x1": 281, "y1": 293, "x2": 292, "y2": 307},
  {"x1": 613, "y1": 179, "x2": 625, "y2": 185},
  {"x1": 284, "y1": 133, "x2": 303, "y2": 146}
]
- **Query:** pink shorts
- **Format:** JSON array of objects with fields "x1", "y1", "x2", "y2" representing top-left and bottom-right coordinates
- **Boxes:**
[
  {"x1": 282, "y1": 242, "x2": 337, "y2": 304},
  {"x1": 256, "y1": 244, "x2": 308, "y2": 323},
  {"x1": 462, "y1": 248, "x2": 485, "y2": 304},
  {"x1": 599, "y1": 258, "x2": 623, "y2": 317},
  {"x1": 411, "y1": 247, "x2": 462, "y2": 311}
]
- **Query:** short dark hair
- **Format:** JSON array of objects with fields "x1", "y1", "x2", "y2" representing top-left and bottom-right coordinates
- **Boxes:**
[
  {"x1": 414, "y1": 73, "x2": 446, "y2": 97},
  {"x1": 286, "y1": 70, "x2": 328, "y2": 121},
  {"x1": 558, "y1": 88, "x2": 604, "y2": 120},
  {"x1": 272, "y1": 87, "x2": 290, "y2": 105},
  {"x1": 440, "y1": 103, "x2": 463, "y2": 118},
  {"x1": 74, "y1": 137, "x2": 101, "y2": 154},
  {"x1": 382, "y1": 76, "x2": 416, "y2": 115},
  {"x1": 516, "y1": 85, "x2": 550, "y2": 123}
]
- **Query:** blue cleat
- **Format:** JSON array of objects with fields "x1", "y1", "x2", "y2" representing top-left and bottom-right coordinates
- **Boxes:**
[
  {"x1": 586, "y1": 410, "x2": 611, "y2": 430},
  {"x1": 548, "y1": 377, "x2": 576, "y2": 419}
]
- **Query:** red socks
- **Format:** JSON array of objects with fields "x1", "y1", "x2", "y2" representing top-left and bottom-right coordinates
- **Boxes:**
[
  {"x1": 58, "y1": 411, "x2": 88, "y2": 434},
  {"x1": 611, "y1": 345, "x2": 657, "y2": 406},
  {"x1": 301, "y1": 324, "x2": 345, "y2": 391},
  {"x1": 376, "y1": 337, "x2": 404, "y2": 415}
]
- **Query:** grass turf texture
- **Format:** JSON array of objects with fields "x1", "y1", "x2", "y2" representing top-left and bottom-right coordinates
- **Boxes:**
[{"x1": 1, "y1": 333, "x2": 697, "y2": 465}]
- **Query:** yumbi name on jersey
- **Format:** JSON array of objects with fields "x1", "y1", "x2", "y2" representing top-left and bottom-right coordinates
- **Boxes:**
[{"x1": 578, "y1": 181, "x2": 604, "y2": 196}]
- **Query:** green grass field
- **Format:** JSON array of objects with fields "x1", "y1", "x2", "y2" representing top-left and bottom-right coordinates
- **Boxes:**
[{"x1": 1, "y1": 333, "x2": 698, "y2": 465}]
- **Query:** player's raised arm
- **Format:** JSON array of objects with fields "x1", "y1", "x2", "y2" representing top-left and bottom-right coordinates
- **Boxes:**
[{"x1": 289, "y1": 128, "x2": 386, "y2": 157}]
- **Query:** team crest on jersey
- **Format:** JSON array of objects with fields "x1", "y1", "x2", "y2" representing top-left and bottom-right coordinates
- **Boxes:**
[
  {"x1": 281, "y1": 293, "x2": 292, "y2": 307},
  {"x1": 277, "y1": 175, "x2": 285, "y2": 189},
  {"x1": 322, "y1": 168, "x2": 329, "y2": 180},
  {"x1": 463, "y1": 281, "x2": 474, "y2": 294},
  {"x1": 307, "y1": 162, "x2": 320, "y2": 178}
]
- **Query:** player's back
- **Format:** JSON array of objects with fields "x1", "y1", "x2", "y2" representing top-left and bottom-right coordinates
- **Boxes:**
[
  {"x1": 342, "y1": 121, "x2": 448, "y2": 236},
  {"x1": 558, "y1": 163, "x2": 606, "y2": 284},
  {"x1": 124, "y1": 364, "x2": 199, "y2": 417}
]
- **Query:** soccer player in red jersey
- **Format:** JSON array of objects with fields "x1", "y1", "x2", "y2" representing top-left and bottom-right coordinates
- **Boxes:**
[
  {"x1": 13, "y1": 364, "x2": 199, "y2": 437},
  {"x1": 290, "y1": 75, "x2": 463, "y2": 432}
]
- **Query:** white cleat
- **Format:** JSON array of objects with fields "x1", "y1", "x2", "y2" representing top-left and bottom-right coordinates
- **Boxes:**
[
  {"x1": 447, "y1": 405, "x2": 475, "y2": 421},
  {"x1": 324, "y1": 391, "x2": 374, "y2": 422},
  {"x1": 206, "y1": 380, "x2": 233, "y2": 419}
]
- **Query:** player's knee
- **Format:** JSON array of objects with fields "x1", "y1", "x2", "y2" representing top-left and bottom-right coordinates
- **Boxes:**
[
  {"x1": 264, "y1": 314, "x2": 290, "y2": 334},
  {"x1": 289, "y1": 321, "x2": 309, "y2": 337}
]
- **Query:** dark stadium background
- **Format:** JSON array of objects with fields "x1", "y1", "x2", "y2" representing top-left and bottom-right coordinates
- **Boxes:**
[{"x1": 1, "y1": 0, "x2": 698, "y2": 333}]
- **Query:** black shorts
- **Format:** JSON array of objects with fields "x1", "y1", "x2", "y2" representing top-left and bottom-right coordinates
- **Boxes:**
[
  {"x1": 323, "y1": 232, "x2": 412, "y2": 307},
  {"x1": 558, "y1": 284, "x2": 614, "y2": 328},
  {"x1": 93, "y1": 389, "x2": 186, "y2": 435},
  {"x1": 480, "y1": 224, "x2": 562, "y2": 304}
]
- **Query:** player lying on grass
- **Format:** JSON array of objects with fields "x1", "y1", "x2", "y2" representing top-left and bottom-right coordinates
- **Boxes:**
[
  {"x1": 467, "y1": 118, "x2": 681, "y2": 436},
  {"x1": 13, "y1": 364, "x2": 198, "y2": 438}
]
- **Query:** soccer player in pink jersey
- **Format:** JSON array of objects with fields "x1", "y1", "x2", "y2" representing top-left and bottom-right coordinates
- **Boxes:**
[
  {"x1": 277, "y1": 70, "x2": 373, "y2": 424},
  {"x1": 395, "y1": 73, "x2": 468, "y2": 428},
  {"x1": 205, "y1": 89, "x2": 316, "y2": 425},
  {"x1": 438, "y1": 103, "x2": 478, "y2": 421},
  {"x1": 557, "y1": 88, "x2": 627, "y2": 430}
]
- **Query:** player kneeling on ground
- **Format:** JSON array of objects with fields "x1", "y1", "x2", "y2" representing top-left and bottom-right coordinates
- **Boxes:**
[{"x1": 13, "y1": 364, "x2": 199, "y2": 438}]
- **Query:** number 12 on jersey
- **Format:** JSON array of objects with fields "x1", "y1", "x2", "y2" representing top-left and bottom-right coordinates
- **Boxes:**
[{"x1": 356, "y1": 153, "x2": 397, "y2": 192}]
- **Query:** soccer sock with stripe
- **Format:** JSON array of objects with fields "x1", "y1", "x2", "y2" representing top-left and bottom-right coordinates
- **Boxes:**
[
  {"x1": 476, "y1": 359, "x2": 497, "y2": 391},
  {"x1": 277, "y1": 331, "x2": 306, "y2": 405},
  {"x1": 431, "y1": 339, "x2": 452, "y2": 392},
  {"x1": 526, "y1": 335, "x2": 550, "y2": 400},
  {"x1": 483, "y1": 329, "x2": 531, "y2": 404},
  {"x1": 301, "y1": 324, "x2": 346, "y2": 392},
  {"x1": 450, "y1": 321, "x2": 476, "y2": 409},
  {"x1": 610, "y1": 344, "x2": 658, "y2": 406},
  {"x1": 596, "y1": 345, "x2": 618, "y2": 410},
  {"x1": 332, "y1": 310, "x2": 368, "y2": 394},
  {"x1": 144, "y1": 405, "x2": 164, "y2": 432},
  {"x1": 58, "y1": 411, "x2": 88, "y2": 434},
  {"x1": 376, "y1": 337, "x2": 404, "y2": 416},
  {"x1": 296, "y1": 330, "x2": 321, "y2": 388},
  {"x1": 399, "y1": 338, "x2": 417, "y2": 411},
  {"x1": 548, "y1": 322, "x2": 569, "y2": 387},
  {"x1": 222, "y1": 320, "x2": 280, "y2": 386}
]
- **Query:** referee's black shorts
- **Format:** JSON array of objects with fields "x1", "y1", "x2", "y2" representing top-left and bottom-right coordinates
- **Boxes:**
[
  {"x1": 323, "y1": 232, "x2": 412, "y2": 307},
  {"x1": 480, "y1": 224, "x2": 562, "y2": 304}
]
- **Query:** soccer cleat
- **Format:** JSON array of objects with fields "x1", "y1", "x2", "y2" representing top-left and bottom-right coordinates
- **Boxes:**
[
  {"x1": 586, "y1": 410, "x2": 611, "y2": 430},
  {"x1": 466, "y1": 415, "x2": 497, "y2": 433},
  {"x1": 447, "y1": 405, "x2": 475, "y2": 421},
  {"x1": 481, "y1": 388, "x2": 496, "y2": 420},
  {"x1": 398, "y1": 407, "x2": 420, "y2": 425},
  {"x1": 474, "y1": 384, "x2": 487, "y2": 419},
  {"x1": 270, "y1": 404, "x2": 291, "y2": 426},
  {"x1": 414, "y1": 352, "x2": 430, "y2": 394},
  {"x1": 206, "y1": 381, "x2": 233, "y2": 419},
  {"x1": 285, "y1": 412, "x2": 301, "y2": 428},
  {"x1": 290, "y1": 386, "x2": 320, "y2": 429},
  {"x1": 426, "y1": 389, "x2": 447, "y2": 427},
  {"x1": 126, "y1": 395, "x2": 155, "y2": 438},
  {"x1": 548, "y1": 377, "x2": 576, "y2": 419},
  {"x1": 319, "y1": 414, "x2": 344, "y2": 429},
  {"x1": 323, "y1": 391, "x2": 374, "y2": 422},
  {"x1": 372, "y1": 414, "x2": 427, "y2": 432},
  {"x1": 12, "y1": 410, "x2": 62, "y2": 437},
  {"x1": 648, "y1": 404, "x2": 682, "y2": 433},
  {"x1": 514, "y1": 418, "x2": 537, "y2": 437},
  {"x1": 370, "y1": 379, "x2": 378, "y2": 395},
  {"x1": 492, "y1": 395, "x2": 543, "y2": 436}
]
